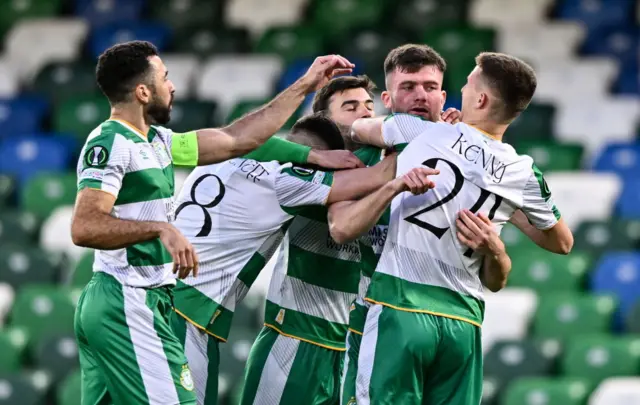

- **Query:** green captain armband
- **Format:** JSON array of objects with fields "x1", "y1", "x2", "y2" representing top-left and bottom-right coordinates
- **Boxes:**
[{"x1": 171, "y1": 131, "x2": 199, "y2": 167}]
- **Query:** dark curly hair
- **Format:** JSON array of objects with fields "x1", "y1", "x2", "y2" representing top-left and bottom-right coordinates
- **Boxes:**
[{"x1": 96, "y1": 40, "x2": 158, "y2": 104}]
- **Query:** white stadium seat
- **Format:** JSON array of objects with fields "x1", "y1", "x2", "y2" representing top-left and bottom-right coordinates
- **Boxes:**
[
  {"x1": 482, "y1": 287, "x2": 538, "y2": 354},
  {"x1": 162, "y1": 54, "x2": 201, "y2": 100},
  {"x1": 197, "y1": 55, "x2": 283, "y2": 115},
  {"x1": 589, "y1": 377, "x2": 640, "y2": 405},
  {"x1": 3, "y1": 18, "x2": 88, "y2": 83},
  {"x1": 470, "y1": 0, "x2": 555, "y2": 27},
  {"x1": 545, "y1": 172, "x2": 622, "y2": 229},
  {"x1": 226, "y1": 0, "x2": 307, "y2": 36},
  {"x1": 0, "y1": 59, "x2": 19, "y2": 98},
  {"x1": 40, "y1": 206, "x2": 89, "y2": 264},
  {"x1": 0, "y1": 283, "x2": 15, "y2": 327}
]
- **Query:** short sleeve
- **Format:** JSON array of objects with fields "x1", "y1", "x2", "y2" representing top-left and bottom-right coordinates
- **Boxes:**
[
  {"x1": 382, "y1": 113, "x2": 435, "y2": 147},
  {"x1": 77, "y1": 133, "x2": 130, "y2": 198},
  {"x1": 275, "y1": 166, "x2": 334, "y2": 210},
  {"x1": 521, "y1": 164, "x2": 561, "y2": 230}
]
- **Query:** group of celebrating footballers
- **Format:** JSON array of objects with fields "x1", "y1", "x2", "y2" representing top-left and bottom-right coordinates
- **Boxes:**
[{"x1": 70, "y1": 39, "x2": 574, "y2": 405}]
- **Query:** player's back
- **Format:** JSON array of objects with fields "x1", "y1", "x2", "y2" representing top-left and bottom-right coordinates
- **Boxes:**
[{"x1": 367, "y1": 114, "x2": 560, "y2": 326}]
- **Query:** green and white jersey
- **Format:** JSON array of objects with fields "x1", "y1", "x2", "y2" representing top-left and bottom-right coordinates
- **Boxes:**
[
  {"x1": 367, "y1": 114, "x2": 561, "y2": 327},
  {"x1": 265, "y1": 147, "x2": 384, "y2": 350},
  {"x1": 76, "y1": 119, "x2": 184, "y2": 288},
  {"x1": 171, "y1": 159, "x2": 333, "y2": 341}
]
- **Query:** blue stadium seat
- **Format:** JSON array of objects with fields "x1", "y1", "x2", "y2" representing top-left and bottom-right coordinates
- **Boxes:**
[
  {"x1": 89, "y1": 22, "x2": 171, "y2": 59},
  {"x1": 75, "y1": 0, "x2": 145, "y2": 28},
  {"x1": 0, "y1": 97, "x2": 49, "y2": 139},
  {"x1": 582, "y1": 27, "x2": 639, "y2": 64},
  {"x1": 0, "y1": 136, "x2": 71, "y2": 184},
  {"x1": 556, "y1": 0, "x2": 636, "y2": 30},
  {"x1": 275, "y1": 58, "x2": 365, "y2": 93},
  {"x1": 616, "y1": 180, "x2": 640, "y2": 219},
  {"x1": 591, "y1": 252, "x2": 640, "y2": 328},
  {"x1": 615, "y1": 61, "x2": 639, "y2": 95},
  {"x1": 593, "y1": 142, "x2": 640, "y2": 179}
]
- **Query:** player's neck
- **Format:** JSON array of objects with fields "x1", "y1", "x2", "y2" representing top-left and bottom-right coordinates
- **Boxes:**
[
  {"x1": 109, "y1": 105, "x2": 150, "y2": 138},
  {"x1": 463, "y1": 119, "x2": 506, "y2": 142}
]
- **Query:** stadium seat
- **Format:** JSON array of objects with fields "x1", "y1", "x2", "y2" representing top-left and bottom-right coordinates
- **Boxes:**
[
  {"x1": 34, "y1": 334, "x2": 78, "y2": 382},
  {"x1": 555, "y1": 97, "x2": 640, "y2": 156},
  {"x1": 71, "y1": 251, "x2": 94, "y2": 288},
  {"x1": 544, "y1": 173, "x2": 622, "y2": 229},
  {"x1": 582, "y1": 26, "x2": 639, "y2": 65},
  {"x1": 0, "y1": 96, "x2": 49, "y2": 139},
  {"x1": 500, "y1": 223, "x2": 539, "y2": 251},
  {"x1": 515, "y1": 141, "x2": 584, "y2": 172},
  {"x1": 0, "y1": 373, "x2": 46, "y2": 405},
  {"x1": 4, "y1": 18, "x2": 89, "y2": 82},
  {"x1": 227, "y1": 0, "x2": 307, "y2": 36},
  {"x1": 89, "y1": 22, "x2": 171, "y2": 59},
  {"x1": 615, "y1": 61, "x2": 639, "y2": 95},
  {"x1": 233, "y1": 292, "x2": 262, "y2": 331},
  {"x1": 482, "y1": 288, "x2": 538, "y2": 354},
  {"x1": 0, "y1": 327, "x2": 28, "y2": 373},
  {"x1": 57, "y1": 369, "x2": 81, "y2": 405},
  {"x1": 562, "y1": 336, "x2": 640, "y2": 383},
  {"x1": 501, "y1": 377, "x2": 592, "y2": 405},
  {"x1": 9, "y1": 285, "x2": 77, "y2": 347},
  {"x1": 625, "y1": 299, "x2": 640, "y2": 333},
  {"x1": 590, "y1": 252, "x2": 640, "y2": 326},
  {"x1": 471, "y1": 0, "x2": 555, "y2": 27},
  {"x1": 40, "y1": 206, "x2": 88, "y2": 263},
  {"x1": 392, "y1": 0, "x2": 469, "y2": 35},
  {"x1": 226, "y1": 99, "x2": 299, "y2": 129},
  {"x1": 31, "y1": 61, "x2": 97, "y2": 103},
  {"x1": 171, "y1": 26, "x2": 250, "y2": 57},
  {"x1": 0, "y1": 210, "x2": 38, "y2": 246},
  {"x1": 309, "y1": 0, "x2": 386, "y2": 43},
  {"x1": 532, "y1": 293, "x2": 617, "y2": 339},
  {"x1": 168, "y1": 100, "x2": 218, "y2": 133},
  {"x1": 506, "y1": 103, "x2": 556, "y2": 144},
  {"x1": 0, "y1": 244, "x2": 57, "y2": 290},
  {"x1": 481, "y1": 376, "x2": 502, "y2": 405},
  {"x1": 0, "y1": 135, "x2": 72, "y2": 185},
  {"x1": 0, "y1": 283, "x2": 14, "y2": 327},
  {"x1": 0, "y1": 60, "x2": 19, "y2": 98},
  {"x1": 589, "y1": 377, "x2": 640, "y2": 405},
  {"x1": 75, "y1": 0, "x2": 144, "y2": 28},
  {"x1": 0, "y1": 0, "x2": 62, "y2": 37},
  {"x1": 617, "y1": 180, "x2": 640, "y2": 219},
  {"x1": 161, "y1": 54, "x2": 200, "y2": 100},
  {"x1": 0, "y1": 175, "x2": 15, "y2": 208},
  {"x1": 255, "y1": 26, "x2": 324, "y2": 64},
  {"x1": 508, "y1": 248, "x2": 591, "y2": 293},
  {"x1": 594, "y1": 141, "x2": 640, "y2": 180},
  {"x1": 573, "y1": 220, "x2": 639, "y2": 257},
  {"x1": 338, "y1": 29, "x2": 410, "y2": 75},
  {"x1": 556, "y1": 0, "x2": 636, "y2": 31},
  {"x1": 220, "y1": 328, "x2": 257, "y2": 382},
  {"x1": 484, "y1": 340, "x2": 554, "y2": 383},
  {"x1": 197, "y1": 56, "x2": 283, "y2": 113},
  {"x1": 150, "y1": 0, "x2": 224, "y2": 32},
  {"x1": 53, "y1": 93, "x2": 110, "y2": 141},
  {"x1": 22, "y1": 173, "x2": 76, "y2": 220}
]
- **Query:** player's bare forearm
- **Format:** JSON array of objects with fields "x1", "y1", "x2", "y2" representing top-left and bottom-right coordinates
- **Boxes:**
[
  {"x1": 328, "y1": 181, "x2": 399, "y2": 244},
  {"x1": 509, "y1": 211, "x2": 573, "y2": 255},
  {"x1": 480, "y1": 250, "x2": 512, "y2": 292},
  {"x1": 71, "y1": 189, "x2": 167, "y2": 250},
  {"x1": 326, "y1": 154, "x2": 396, "y2": 203},
  {"x1": 195, "y1": 80, "x2": 307, "y2": 164},
  {"x1": 350, "y1": 117, "x2": 386, "y2": 148}
]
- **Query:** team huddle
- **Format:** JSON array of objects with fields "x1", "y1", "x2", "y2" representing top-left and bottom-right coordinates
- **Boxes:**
[{"x1": 71, "y1": 40, "x2": 574, "y2": 405}]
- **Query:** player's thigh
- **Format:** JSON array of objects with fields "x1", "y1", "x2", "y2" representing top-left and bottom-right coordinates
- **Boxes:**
[
  {"x1": 78, "y1": 274, "x2": 197, "y2": 405},
  {"x1": 422, "y1": 317, "x2": 483, "y2": 405},
  {"x1": 181, "y1": 317, "x2": 220, "y2": 405},
  {"x1": 340, "y1": 330, "x2": 362, "y2": 405},
  {"x1": 357, "y1": 305, "x2": 435, "y2": 405}
]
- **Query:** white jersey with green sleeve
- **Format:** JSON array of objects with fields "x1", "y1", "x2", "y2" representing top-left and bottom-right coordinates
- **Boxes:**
[
  {"x1": 76, "y1": 119, "x2": 199, "y2": 289},
  {"x1": 366, "y1": 113, "x2": 561, "y2": 327},
  {"x1": 171, "y1": 159, "x2": 333, "y2": 341}
]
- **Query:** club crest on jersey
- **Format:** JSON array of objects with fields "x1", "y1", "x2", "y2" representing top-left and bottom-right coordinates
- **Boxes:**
[
  {"x1": 292, "y1": 166, "x2": 314, "y2": 177},
  {"x1": 347, "y1": 397, "x2": 357, "y2": 405},
  {"x1": 275, "y1": 309, "x2": 286, "y2": 324},
  {"x1": 152, "y1": 142, "x2": 171, "y2": 167},
  {"x1": 84, "y1": 146, "x2": 109, "y2": 167},
  {"x1": 180, "y1": 365, "x2": 194, "y2": 391}
]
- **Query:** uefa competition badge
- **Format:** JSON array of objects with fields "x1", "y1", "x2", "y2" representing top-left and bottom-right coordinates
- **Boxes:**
[{"x1": 84, "y1": 146, "x2": 109, "y2": 168}]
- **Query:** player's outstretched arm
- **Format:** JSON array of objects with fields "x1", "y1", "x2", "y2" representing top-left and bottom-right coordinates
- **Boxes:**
[
  {"x1": 509, "y1": 210, "x2": 573, "y2": 255},
  {"x1": 192, "y1": 55, "x2": 354, "y2": 165},
  {"x1": 71, "y1": 189, "x2": 198, "y2": 279},
  {"x1": 328, "y1": 167, "x2": 439, "y2": 244},
  {"x1": 456, "y1": 210, "x2": 512, "y2": 292},
  {"x1": 350, "y1": 116, "x2": 386, "y2": 148}
]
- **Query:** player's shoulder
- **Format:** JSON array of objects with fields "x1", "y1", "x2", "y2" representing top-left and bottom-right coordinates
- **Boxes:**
[{"x1": 280, "y1": 164, "x2": 332, "y2": 185}]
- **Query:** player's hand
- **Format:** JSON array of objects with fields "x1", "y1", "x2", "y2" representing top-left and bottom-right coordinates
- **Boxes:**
[
  {"x1": 307, "y1": 149, "x2": 365, "y2": 169},
  {"x1": 456, "y1": 210, "x2": 504, "y2": 256},
  {"x1": 441, "y1": 108, "x2": 462, "y2": 124},
  {"x1": 300, "y1": 55, "x2": 355, "y2": 94},
  {"x1": 159, "y1": 224, "x2": 199, "y2": 279},
  {"x1": 392, "y1": 167, "x2": 439, "y2": 195}
]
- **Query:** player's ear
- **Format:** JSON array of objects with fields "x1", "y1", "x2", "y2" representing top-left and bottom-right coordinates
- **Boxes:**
[
  {"x1": 477, "y1": 92, "x2": 488, "y2": 110},
  {"x1": 381, "y1": 91, "x2": 392, "y2": 110},
  {"x1": 135, "y1": 84, "x2": 151, "y2": 104},
  {"x1": 440, "y1": 90, "x2": 447, "y2": 109}
]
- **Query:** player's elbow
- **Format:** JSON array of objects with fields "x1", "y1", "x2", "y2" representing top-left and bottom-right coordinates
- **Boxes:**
[
  {"x1": 329, "y1": 222, "x2": 353, "y2": 245},
  {"x1": 556, "y1": 235, "x2": 573, "y2": 255},
  {"x1": 70, "y1": 219, "x2": 91, "y2": 248}
]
